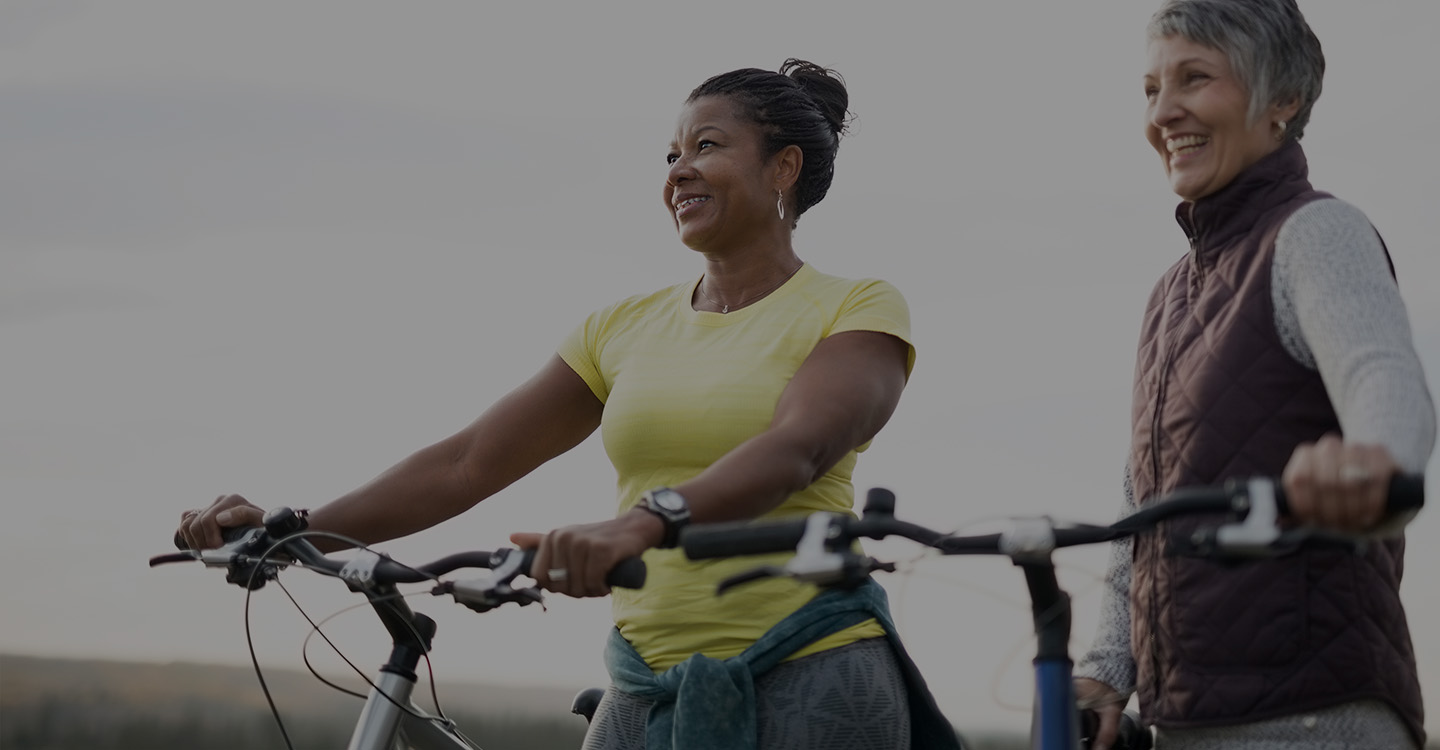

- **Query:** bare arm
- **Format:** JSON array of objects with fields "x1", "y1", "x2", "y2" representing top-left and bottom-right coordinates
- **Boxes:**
[
  {"x1": 515, "y1": 329, "x2": 912, "y2": 596},
  {"x1": 676, "y1": 329, "x2": 911, "y2": 521},
  {"x1": 180, "y1": 354, "x2": 603, "y2": 551}
]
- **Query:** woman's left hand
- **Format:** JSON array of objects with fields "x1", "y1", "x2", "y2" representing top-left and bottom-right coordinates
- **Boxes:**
[
  {"x1": 510, "y1": 509, "x2": 664, "y2": 597},
  {"x1": 1281, "y1": 433, "x2": 1398, "y2": 531}
]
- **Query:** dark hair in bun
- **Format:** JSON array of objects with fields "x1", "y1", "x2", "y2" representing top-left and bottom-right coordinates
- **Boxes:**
[{"x1": 687, "y1": 58, "x2": 850, "y2": 225}]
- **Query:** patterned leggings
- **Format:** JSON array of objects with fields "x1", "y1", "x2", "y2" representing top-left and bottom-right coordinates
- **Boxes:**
[
  {"x1": 581, "y1": 637, "x2": 911, "y2": 750},
  {"x1": 1154, "y1": 700, "x2": 1417, "y2": 749}
]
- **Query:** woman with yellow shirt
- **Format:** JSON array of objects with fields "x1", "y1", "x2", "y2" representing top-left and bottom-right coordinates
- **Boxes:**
[{"x1": 177, "y1": 59, "x2": 956, "y2": 750}]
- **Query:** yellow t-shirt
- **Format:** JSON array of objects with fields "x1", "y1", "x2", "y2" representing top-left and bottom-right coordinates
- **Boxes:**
[{"x1": 558, "y1": 263, "x2": 915, "y2": 671}]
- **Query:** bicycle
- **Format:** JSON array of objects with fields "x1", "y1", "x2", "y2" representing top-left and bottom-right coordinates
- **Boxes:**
[
  {"x1": 150, "y1": 506, "x2": 647, "y2": 750},
  {"x1": 678, "y1": 475, "x2": 1425, "y2": 750}
]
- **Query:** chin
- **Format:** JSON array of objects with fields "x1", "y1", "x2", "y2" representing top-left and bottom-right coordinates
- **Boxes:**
[
  {"x1": 1169, "y1": 177, "x2": 1207, "y2": 202},
  {"x1": 677, "y1": 229, "x2": 709, "y2": 250}
]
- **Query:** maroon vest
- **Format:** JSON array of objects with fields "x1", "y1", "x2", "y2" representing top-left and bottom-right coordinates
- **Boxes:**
[{"x1": 1128, "y1": 142, "x2": 1423, "y2": 743}]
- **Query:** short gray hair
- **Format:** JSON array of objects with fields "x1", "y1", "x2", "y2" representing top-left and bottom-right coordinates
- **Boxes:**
[{"x1": 1148, "y1": 0, "x2": 1325, "y2": 140}]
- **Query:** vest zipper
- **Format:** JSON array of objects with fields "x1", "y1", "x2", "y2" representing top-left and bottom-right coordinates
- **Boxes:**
[
  {"x1": 1149, "y1": 209, "x2": 1199, "y2": 711},
  {"x1": 1186, "y1": 204, "x2": 1206, "y2": 299},
  {"x1": 1148, "y1": 350, "x2": 1169, "y2": 708}
]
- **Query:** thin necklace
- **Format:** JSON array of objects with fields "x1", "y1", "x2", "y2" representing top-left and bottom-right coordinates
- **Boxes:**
[{"x1": 698, "y1": 263, "x2": 803, "y2": 313}]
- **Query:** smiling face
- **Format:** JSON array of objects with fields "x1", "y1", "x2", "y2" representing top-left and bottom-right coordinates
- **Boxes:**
[
  {"x1": 663, "y1": 96, "x2": 784, "y2": 251},
  {"x1": 1144, "y1": 35, "x2": 1295, "y2": 202}
]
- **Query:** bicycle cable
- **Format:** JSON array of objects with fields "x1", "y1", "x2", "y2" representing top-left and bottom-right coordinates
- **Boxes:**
[
  {"x1": 291, "y1": 586, "x2": 464, "y2": 725},
  {"x1": 240, "y1": 529, "x2": 473, "y2": 750},
  {"x1": 891, "y1": 514, "x2": 1035, "y2": 610},
  {"x1": 879, "y1": 517, "x2": 1118, "y2": 719},
  {"x1": 243, "y1": 538, "x2": 298, "y2": 750},
  {"x1": 289, "y1": 588, "x2": 480, "y2": 747},
  {"x1": 286, "y1": 585, "x2": 377, "y2": 700}
]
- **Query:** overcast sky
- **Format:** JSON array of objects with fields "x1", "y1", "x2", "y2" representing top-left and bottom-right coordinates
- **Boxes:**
[{"x1": 2, "y1": 0, "x2": 1436, "y2": 736}]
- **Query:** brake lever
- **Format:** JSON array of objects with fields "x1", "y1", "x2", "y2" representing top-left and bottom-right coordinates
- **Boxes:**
[
  {"x1": 440, "y1": 548, "x2": 548, "y2": 613},
  {"x1": 1173, "y1": 478, "x2": 1369, "y2": 561},
  {"x1": 715, "y1": 513, "x2": 892, "y2": 594},
  {"x1": 716, "y1": 566, "x2": 787, "y2": 594},
  {"x1": 1269, "y1": 527, "x2": 1367, "y2": 556},
  {"x1": 150, "y1": 526, "x2": 271, "y2": 567},
  {"x1": 439, "y1": 578, "x2": 547, "y2": 612},
  {"x1": 149, "y1": 527, "x2": 290, "y2": 591},
  {"x1": 1210, "y1": 477, "x2": 1281, "y2": 554},
  {"x1": 716, "y1": 556, "x2": 893, "y2": 594}
]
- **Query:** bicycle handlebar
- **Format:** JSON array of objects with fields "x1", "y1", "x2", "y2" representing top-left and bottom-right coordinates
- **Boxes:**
[
  {"x1": 153, "y1": 507, "x2": 647, "y2": 594},
  {"x1": 681, "y1": 476, "x2": 1425, "y2": 565},
  {"x1": 676, "y1": 477, "x2": 1426, "y2": 750}
]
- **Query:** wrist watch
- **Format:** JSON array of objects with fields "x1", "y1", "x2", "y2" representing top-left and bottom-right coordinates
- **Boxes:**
[{"x1": 638, "y1": 487, "x2": 691, "y2": 549}]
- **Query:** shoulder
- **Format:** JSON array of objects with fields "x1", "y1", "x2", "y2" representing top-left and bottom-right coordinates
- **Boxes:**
[
  {"x1": 565, "y1": 281, "x2": 693, "y2": 358},
  {"x1": 1278, "y1": 197, "x2": 1375, "y2": 241},
  {"x1": 797, "y1": 267, "x2": 914, "y2": 368},
  {"x1": 798, "y1": 266, "x2": 908, "y2": 308},
  {"x1": 1274, "y1": 197, "x2": 1389, "y2": 276},
  {"x1": 585, "y1": 280, "x2": 693, "y2": 325}
]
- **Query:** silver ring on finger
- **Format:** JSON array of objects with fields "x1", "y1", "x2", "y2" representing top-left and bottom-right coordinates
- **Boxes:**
[
  {"x1": 1339, "y1": 465, "x2": 1372, "y2": 483},
  {"x1": 547, "y1": 568, "x2": 569, "y2": 582}
]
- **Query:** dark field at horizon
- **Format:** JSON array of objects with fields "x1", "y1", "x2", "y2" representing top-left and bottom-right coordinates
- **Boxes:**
[{"x1": 5, "y1": 654, "x2": 1436, "y2": 749}]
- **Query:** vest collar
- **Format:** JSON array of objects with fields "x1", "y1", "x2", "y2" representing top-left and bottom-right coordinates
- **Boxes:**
[{"x1": 1174, "y1": 140, "x2": 1312, "y2": 263}]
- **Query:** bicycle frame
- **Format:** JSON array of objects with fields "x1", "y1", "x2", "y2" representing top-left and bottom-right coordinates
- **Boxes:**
[{"x1": 352, "y1": 672, "x2": 474, "y2": 750}]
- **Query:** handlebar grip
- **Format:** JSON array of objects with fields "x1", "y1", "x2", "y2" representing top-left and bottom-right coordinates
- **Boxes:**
[
  {"x1": 514, "y1": 548, "x2": 647, "y2": 589},
  {"x1": 680, "y1": 518, "x2": 809, "y2": 560},
  {"x1": 1080, "y1": 708, "x2": 1152, "y2": 750},
  {"x1": 606, "y1": 557, "x2": 647, "y2": 589},
  {"x1": 1272, "y1": 473, "x2": 1425, "y2": 516}
]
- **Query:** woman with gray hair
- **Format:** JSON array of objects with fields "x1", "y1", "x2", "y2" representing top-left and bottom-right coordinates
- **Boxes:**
[{"x1": 1073, "y1": 1, "x2": 1434, "y2": 748}]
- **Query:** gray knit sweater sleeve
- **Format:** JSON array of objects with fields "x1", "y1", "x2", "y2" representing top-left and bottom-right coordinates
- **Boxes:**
[
  {"x1": 1073, "y1": 466, "x2": 1138, "y2": 694},
  {"x1": 1272, "y1": 198, "x2": 1436, "y2": 473},
  {"x1": 1074, "y1": 198, "x2": 1436, "y2": 695}
]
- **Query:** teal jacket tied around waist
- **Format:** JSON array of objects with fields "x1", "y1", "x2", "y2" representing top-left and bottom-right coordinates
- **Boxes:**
[{"x1": 603, "y1": 578, "x2": 961, "y2": 749}]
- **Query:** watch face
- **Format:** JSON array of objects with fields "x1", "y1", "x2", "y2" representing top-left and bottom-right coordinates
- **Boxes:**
[{"x1": 655, "y1": 491, "x2": 686, "y2": 512}]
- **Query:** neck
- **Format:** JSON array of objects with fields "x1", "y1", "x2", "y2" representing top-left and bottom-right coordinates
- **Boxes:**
[{"x1": 695, "y1": 249, "x2": 804, "y2": 313}]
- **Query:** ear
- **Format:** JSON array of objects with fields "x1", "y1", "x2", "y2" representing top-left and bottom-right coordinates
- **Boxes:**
[
  {"x1": 771, "y1": 144, "x2": 803, "y2": 192},
  {"x1": 1271, "y1": 97, "x2": 1302, "y2": 127}
]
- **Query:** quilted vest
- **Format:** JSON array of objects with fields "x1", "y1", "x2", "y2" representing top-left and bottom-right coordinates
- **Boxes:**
[{"x1": 1128, "y1": 141, "x2": 1423, "y2": 743}]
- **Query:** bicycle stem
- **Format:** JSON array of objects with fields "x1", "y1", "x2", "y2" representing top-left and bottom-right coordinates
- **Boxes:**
[
  {"x1": 1018, "y1": 558, "x2": 1080, "y2": 750},
  {"x1": 363, "y1": 584, "x2": 437, "y2": 677}
]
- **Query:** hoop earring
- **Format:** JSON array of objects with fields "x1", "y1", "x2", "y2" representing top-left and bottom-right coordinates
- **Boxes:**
[{"x1": 776, "y1": 190, "x2": 785, "y2": 221}]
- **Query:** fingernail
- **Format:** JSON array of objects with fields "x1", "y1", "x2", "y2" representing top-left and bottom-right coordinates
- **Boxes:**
[{"x1": 217, "y1": 510, "x2": 233, "y2": 524}]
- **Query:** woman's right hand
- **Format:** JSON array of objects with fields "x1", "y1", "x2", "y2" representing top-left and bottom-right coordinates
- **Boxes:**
[
  {"x1": 177, "y1": 494, "x2": 267, "y2": 550},
  {"x1": 1074, "y1": 677, "x2": 1125, "y2": 750},
  {"x1": 1282, "y1": 434, "x2": 1398, "y2": 531}
]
